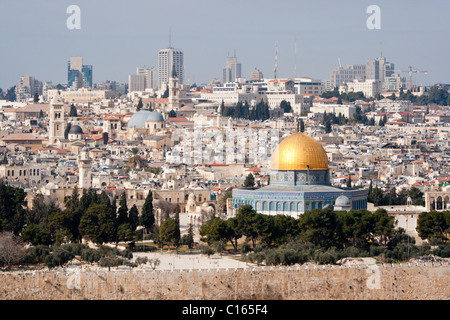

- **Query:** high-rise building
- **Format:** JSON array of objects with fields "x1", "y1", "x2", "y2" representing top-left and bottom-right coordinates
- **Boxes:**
[
  {"x1": 223, "y1": 54, "x2": 242, "y2": 83},
  {"x1": 137, "y1": 67, "x2": 158, "y2": 90},
  {"x1": 249, "y1": 68, "x2": 263, "y2": 82},
  {"x1": 158, "y1": 48, "x2": 184, "y2": 89},
  {"x1": 68, "y1": 57, "x2": 93, "y2": 89},
  {"x1": 15, "y1": 75, "x2": 43, "y2": 102},
  {"x1": 128, "y1": 74, "x2": 146, "y2": 92},
  {"x1": 366, "y1": 57, "x2": 395, "y2": 83},
  {"x1": 328, "y1": 64, "x2": 366, "y2": 90}
]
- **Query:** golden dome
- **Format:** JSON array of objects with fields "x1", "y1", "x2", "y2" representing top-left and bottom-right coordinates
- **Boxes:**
[{"x1": 271, "y1": 132, "x2": 329, "y2": 171}]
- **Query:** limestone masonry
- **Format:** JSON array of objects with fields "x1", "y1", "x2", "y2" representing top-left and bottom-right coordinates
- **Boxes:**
[{"x1": 1, "y1": 262, "x2": 449, "y2": 300}]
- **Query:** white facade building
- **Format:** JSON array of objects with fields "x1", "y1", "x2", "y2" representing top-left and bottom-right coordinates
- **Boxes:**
[
  {"x1": 310, "y1": 104, "x2": 356, "y2": 119},
  {"x1": 340, "y1": 79, "x2": 382, "y2": 98}
]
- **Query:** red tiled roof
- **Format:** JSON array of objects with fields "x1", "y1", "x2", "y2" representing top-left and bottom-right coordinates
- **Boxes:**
[{"x1": 169, "y1": 117, "x2": 189, "y2": 122}]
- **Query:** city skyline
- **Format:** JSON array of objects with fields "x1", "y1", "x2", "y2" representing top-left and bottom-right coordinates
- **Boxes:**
[{"x1": 0, "y1": 0, "x2": 449, "y2": 89}]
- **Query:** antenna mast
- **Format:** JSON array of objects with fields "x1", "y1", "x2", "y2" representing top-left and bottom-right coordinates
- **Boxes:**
[
  {"x1": 294, "y1": 35, "x2": 298, "y2": 78},
  {"x1": 274, "y1": 43, "x2": 278, "y2": 79},
  {"x1": 169, "y1": 26, "x2": 172, "y2": 48}
]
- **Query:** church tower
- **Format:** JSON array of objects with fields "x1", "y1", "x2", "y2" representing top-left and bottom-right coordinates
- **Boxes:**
[
  {"x1": 49, "y1": 91, "x2": 66, "y2": 145},
  {"x1": 78, "y1": 147, "x2": 92, "y2": 189},
  {"x1": 168, "y1": 65, "x2": 180, "y2": 110}
]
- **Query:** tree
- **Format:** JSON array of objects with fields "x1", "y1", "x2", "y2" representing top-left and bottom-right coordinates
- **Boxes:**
[
  {"x1": 33, "y1": 93, "x2": 39, "y2": 103},
  {"x1": 0, "y1": 153, "x2": 7, "y2": 165},
  {"x1": 373, "y1": 209, "x2": 395, "y2": 247},
  {"x1": 325, "y1": 120, "x2": 332, "y2": 133},
  {"x1": 79, "y1": 204, "x2": 117, "y2": 245},
  {"x1": 338, "y1": 209, "x2": 375, "y2": 249},
  {"x1": 0, "y1": 183, "x2": 27, "y2": 235},
  {"x1": 200, "y1": 217, "x2": 230, "y2": 246},
  {"x1": 183, "y1": 223, "x2": 195, "y2": 249},
  {"x1": 137, "y1": 98, "x2": 143, "y2": 111},
  {"x1": 159, "y1": 218, "x2": 180, "y2": 250},
  {"x1": 140, "y1": 192, "x2": 155, "y2": 233},
  {"x1": 226, "y1": 217, "x2": 242, "y2": 251},
  {"x1": 168, "y1": 109, "x2": 176, "y2": 117},
  {"x1": 408, "y1": 187, "x2": 425, "y2": 206},
  {"x1": 162, "y1": 85, "x2": 169, "y2": 98},
  {"x1": 5, "y1": 86, "x2": 16, "y2": 102},
  {"x1": 117, "y1": 193, "x2": 129, "y2": 226},
  {"x1": 417, "y1": 211, "x2": 450, "y2": 243},
  {"x1": 22, "y1": 224, "x2": 51, "y2": 246},
  {"x1": 64, "y1": 122, "x2": 72, "y2": 139},
  {"x1": 243, "y1": 173, "x2": 255, "y2": 188},
  {"x1": 235, "y1": 205, "x2": 259, "y2": 248},
  {"x1": 280, "y1": 100, "x2": 292, "y2": 113},
  {"x1": 298, "y1": 208, "x2": 340, "y2": 248},
  {"x1": 0, "y1": 232, "x2": 24, "y2": 268},
  {"x1": 128, "y1": 204, "x2": 139, "y2": 232},
  {"x1": 299, "y1": 119, "x2": 305, "y2": 132},
  {"x1": 116, "y1": 223, "x2": 134, "y2": 243},
  {"x1": 346, "y1": 173, "x2": 352, "y2": 188},
  {"x1": 69, "y1": 104, "x2": 78, "y2": 117}
]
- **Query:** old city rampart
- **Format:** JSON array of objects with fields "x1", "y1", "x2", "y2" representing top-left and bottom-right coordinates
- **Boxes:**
[{"x1": 1, "y1": 262, "x2": 449, "y2": 300}]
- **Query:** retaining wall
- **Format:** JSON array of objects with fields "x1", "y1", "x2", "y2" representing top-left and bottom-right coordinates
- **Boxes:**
[{"x1": 1, "y1": 262, "x2": 449, "y2": 300}]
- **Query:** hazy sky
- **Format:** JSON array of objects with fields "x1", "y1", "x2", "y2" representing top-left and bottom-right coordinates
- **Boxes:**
[{"x1": 1, "y1": 0, "x2": 449, "y2": 89}]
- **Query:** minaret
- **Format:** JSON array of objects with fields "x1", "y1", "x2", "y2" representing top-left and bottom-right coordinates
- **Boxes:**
[
  {"x1": 78, "y1": 147, "x2": 92, "y2": 189},
  {"x1": 49, "y1": 91, "x2": 66, "y2": 145}
]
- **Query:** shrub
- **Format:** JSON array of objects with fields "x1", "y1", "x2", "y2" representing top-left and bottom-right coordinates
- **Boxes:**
[
  {"x1": 45, "y1": 246, "x2": 75, "y2": 268},
  {"x1": 80, "y1": 248, "x2": 101, "y2": 264},
  {"x1": 99, "y1": 256, "x2": 125, "y2": 270},
  {"x1": 313, "y1": 247, "x2": 339, "y2": 265},
  {"x1": 432, "y1": 243, "x2": 450, "y2": 258},
  {"x1": 23, "y1": 245, "x2": 51, "y2": 265}
]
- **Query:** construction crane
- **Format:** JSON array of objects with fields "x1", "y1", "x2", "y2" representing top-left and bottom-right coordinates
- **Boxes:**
[{"x1": 398, "y1": 66, "x2": 428, "y2": 90}]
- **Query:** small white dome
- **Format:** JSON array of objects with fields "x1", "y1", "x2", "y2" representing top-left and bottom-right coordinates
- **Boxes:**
[{"x1": 335, "y1": 195, "x2": 351, "y2": 207}]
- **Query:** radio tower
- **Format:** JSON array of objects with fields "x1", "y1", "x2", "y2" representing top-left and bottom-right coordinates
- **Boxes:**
[{"x1": 274, "y1": 43, "x2": 278, "y2": 79}]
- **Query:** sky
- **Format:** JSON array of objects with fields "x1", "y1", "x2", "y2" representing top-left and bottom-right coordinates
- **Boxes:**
[{"x1": 0, "y1": 0, "x2": 449, "y2": 89}]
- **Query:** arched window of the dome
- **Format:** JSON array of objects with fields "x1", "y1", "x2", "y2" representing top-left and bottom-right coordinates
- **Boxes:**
[{"x1": 269, "y1": 202, "x2": 275, "y2": 211}]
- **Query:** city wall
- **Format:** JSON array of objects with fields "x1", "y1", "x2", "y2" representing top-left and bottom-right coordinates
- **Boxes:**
[{"x1": 1, "y1": 262, "x2": 449, "y2": 300}]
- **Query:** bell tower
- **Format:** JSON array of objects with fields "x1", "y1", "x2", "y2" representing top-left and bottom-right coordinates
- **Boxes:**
[
  {"x1": 49, "y1": 91, "x2": 66, "y2": 145},
  {"x1": 168, "y1": 65, "x2": 180, "y2": 110},
  {"x1": 78, "y1": 147, "x2": 92, "y2": 189}
]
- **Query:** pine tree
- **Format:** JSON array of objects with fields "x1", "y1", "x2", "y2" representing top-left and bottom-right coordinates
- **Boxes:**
[
  {"x1": 69, "y1": 104, "x2": 78, "y2": 117},
  {"x1": 299, "y1": 119, "x2": 305, "y2": 132},
  {"x1": 243, "y1": 173, "x2": 255, "y2": 188},
  {"x1": 128, "y1": 204, "x2": 139, "y2": 232},
  {"x1": 346, "y1": 172, "x2": 352, "y2": 188},
  {"x1": 186, "y1": 223, "x2": 194, "y2": 249},
  {"x1": 117, "y1": 193, "x2": 129, "y2": 225},
  {"x1": 325, "y1": 120, "x2": 332, "y2": 133},
  {"x1": 137, "y1": 98, "x2": 143, "y2": 111},
  {"x1": 140, "y1": 191, "x2": 155, "y2": 233}
]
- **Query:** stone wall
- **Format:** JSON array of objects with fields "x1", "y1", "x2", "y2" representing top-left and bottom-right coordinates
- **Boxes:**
[{"x1": 1, "y1": 262, "x2": 449, "y2": 300}]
